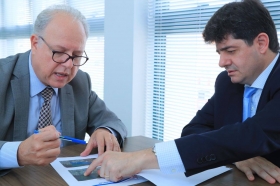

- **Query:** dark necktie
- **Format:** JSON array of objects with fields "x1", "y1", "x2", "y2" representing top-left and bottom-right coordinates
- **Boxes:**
[
  {"x1": 243, "y1": 87, "x2": 258, "y2": 121},
  {"x1": 38, "y1": 86, "x2": 54, "y2": 129}
]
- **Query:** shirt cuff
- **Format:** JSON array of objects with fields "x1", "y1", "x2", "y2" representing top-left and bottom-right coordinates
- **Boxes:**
[
  {"x1": 0, "y1": 141, "x2": 22, "y2": 169},
  {"x1": 96, "y1": 126, "x2": 117, "y2": 136},
  {"x1": 155, "y1": 140, "x2": 186, "y2": 174},
  {"x1": 100, "y1": 127, "x2": 116, "y2": 136}
]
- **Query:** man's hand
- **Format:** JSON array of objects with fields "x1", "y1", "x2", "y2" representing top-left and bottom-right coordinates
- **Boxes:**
[
  {"x1": 235, "y1": 156, "x2": 280, "y2": 184},
  {"x1": 17, "y1": 125, "x2": 61, "y2": 166},
  {"x1": 83, "y1": 149, "x2": 159, "y2": 182},
  {"x1": 80, "y1": 128, "x2": 120, "y2": 157}
]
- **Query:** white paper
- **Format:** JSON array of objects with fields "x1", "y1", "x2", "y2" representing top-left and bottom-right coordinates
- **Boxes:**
[
  {"x1": 51, "y1": 155, "x2": 147, "y2": 186},
  {"x1": 138, "y1": 166, "x2": 231, "y2": 186},
  {"x1": 51, "y1": 155, "x2": 231, "y2": 186}
]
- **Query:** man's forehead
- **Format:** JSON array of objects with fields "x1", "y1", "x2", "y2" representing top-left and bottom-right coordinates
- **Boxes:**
[
  {"x1": 216, "y1": 34, "x2": 234, "y2": 44},
  {"x1": 215, "y1": 36, "x2": 245, "y2": 50}
]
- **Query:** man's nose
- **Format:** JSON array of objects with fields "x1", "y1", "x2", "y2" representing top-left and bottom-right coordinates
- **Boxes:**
[
  {"x1": 219, "y1": 54, "x2": 231, "y2": 68},
  {"x1": 62, "y1": 58, "x2": 74, "y2": 68}
]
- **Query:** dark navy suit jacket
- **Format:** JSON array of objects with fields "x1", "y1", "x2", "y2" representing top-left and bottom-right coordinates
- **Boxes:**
[{"x1": 175, "y1": 54, "x2": 280, "y2": 176}]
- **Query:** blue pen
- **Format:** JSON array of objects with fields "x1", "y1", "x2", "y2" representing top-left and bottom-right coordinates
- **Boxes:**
[{"x1": 34, "y1": 130, "x2": 86, "y2": 144}]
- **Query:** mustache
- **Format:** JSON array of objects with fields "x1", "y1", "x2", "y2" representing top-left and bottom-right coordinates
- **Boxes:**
[{"x1": 225, "y1": 66, "x2": 237, "y2": 71}]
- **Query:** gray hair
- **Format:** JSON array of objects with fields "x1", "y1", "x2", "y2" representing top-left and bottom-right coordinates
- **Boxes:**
[{"x1": 33, "y1": 4, "x2": 89, "y2": 38}]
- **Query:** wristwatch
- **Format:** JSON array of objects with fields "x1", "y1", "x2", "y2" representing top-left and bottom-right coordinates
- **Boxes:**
[{"x1": 152, "y1": 145, "x2": 157, "y2": 156}]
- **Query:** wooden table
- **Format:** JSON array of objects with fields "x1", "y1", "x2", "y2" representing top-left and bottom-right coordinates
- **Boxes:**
[{"x1": 0, "y1": 136, "x2": 279, "y2": 186}]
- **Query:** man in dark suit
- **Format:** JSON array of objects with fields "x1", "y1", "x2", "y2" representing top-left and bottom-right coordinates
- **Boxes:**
[
  {"x1": 0, "y1": 5, "x2": 127, "y2": 175},
  {"x1": 84, "y1": 0, "x2": 280, "y2": 184}
]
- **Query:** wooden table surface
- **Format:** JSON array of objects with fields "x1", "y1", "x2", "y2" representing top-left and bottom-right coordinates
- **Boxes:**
[{"x1": 0, "y1": 136, "x2": 279, "y2": 186}]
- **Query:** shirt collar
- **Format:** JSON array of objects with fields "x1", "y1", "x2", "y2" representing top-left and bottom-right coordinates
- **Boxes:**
[
  {"x1": 28, "y1": 52, "x2": 58, "y2": 97},
  {"x1": 246, "y1": 53, "x2": 279, "y2": 89}
]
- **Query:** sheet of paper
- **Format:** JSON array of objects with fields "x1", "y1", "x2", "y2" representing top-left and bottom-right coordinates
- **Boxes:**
[
  {"x1": 51, "y1": 154, "x2": 147, "y2": 186},
  {"x1": 138, "y1": 166, "x2": 231, "y2": 186},
  {"x1": 51, "y1": 154, "x2": 231, "y2": 186}
]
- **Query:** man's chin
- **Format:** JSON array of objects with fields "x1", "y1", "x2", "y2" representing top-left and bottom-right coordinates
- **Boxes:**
[
  {"x1": 230, "y1": 77, "x2": 241, "y2": 84},
  {"x1": 48, "y1": 81, "x2": 68, "y2": 88}
]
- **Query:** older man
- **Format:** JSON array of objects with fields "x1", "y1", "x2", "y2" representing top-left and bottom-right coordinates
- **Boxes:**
[{"x1": 0, "y1": 5, "x2": 127, "y2": 175}]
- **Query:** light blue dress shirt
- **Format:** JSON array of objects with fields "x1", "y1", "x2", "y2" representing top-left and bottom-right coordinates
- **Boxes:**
[
  {"x1": 27, "y1": 56, "x2": 61, "y2": 137},
  {"x1": 155, "y1": 53, "x2": 279, "y2": 174},
  {"x1": 245, "y1": 53, "x2": 279, "y2": 118}
]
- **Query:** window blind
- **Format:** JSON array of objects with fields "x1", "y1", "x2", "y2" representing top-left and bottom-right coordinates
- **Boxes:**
[
  {"x1": 146, "y1": 0, "x2": 280, "y2": 141},
  {"x1": 0, "y1": 0, "x2": 104, "y2": 99}
]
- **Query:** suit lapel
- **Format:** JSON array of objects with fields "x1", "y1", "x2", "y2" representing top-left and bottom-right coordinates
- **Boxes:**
[
  {"x1": 258, "y1": 53, "x2": 280, "y2": 110},
  {"x1": 229, "y1": 87, "x2": 244, "y2": 123},
  {"x1": 59, "y1": 84, "x2": 75, "y2": 146},
  {"x1": 224, "y1": 83, "x2": 244, "y2": 125},
  {"x1": 11, "y1": 51, "x2": 30, "y2": 140}
]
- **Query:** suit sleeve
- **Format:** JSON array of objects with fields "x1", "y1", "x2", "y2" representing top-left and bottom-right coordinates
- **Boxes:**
[
  {"x1": 175, "y1": 70, "x2": 280, "y2": 176},
  {"x1": 181, "y1": 72, "x2": 226, "y2": 137},
  {"x1": 84, "y1": 73, "x2": 127, "y2": 145},
  {"x1": 181, "y1": 96, "x2": 215, "y2": 137}
]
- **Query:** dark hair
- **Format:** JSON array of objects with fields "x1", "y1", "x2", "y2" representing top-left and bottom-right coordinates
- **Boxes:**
[{"x1": 203, "y1": 0, "x2": 279, "y2": 53}]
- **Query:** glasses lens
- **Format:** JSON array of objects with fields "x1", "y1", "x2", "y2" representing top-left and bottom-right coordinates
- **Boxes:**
[
  {"x1": 73, "y1": 57, "x2": 87, "y2": 66},
  {"x1": 52, "y1": 52, "x2": 88, "y2": 66},
  {"x1": 53, "y1": 52, "x2": 69, "y2": 63}
]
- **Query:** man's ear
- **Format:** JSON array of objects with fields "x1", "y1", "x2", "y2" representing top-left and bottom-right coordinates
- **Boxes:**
[
  {"x1": 30, "y1": 34, "x2": 39, "y2": 52},
  {"x1": 255, "y1": 33, "x2": 269, "y2": 54}
]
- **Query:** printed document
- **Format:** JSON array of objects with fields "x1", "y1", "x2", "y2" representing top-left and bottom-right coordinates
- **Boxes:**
[{"x1": 51, "y1": 154, "x2": 231, "y2": 186}]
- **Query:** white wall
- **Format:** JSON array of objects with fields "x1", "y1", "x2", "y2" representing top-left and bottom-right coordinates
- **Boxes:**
[{"x1": 104, "y1": 0, "x2": 147, "y2": 137}]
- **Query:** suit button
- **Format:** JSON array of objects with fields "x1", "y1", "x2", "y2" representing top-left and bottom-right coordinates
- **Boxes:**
[
  {"x1": 201, "y1": 156, "x2": 206, "y2": 163},
  {"x1": 197, "y1": 158, "x2": 203, "y2": 164},
  {"x1": 206, "y1": 155, "x2": 211, "y2": 161},
  {"x1": 210, "y1": 154, "x2": 216, "y2": 161}
]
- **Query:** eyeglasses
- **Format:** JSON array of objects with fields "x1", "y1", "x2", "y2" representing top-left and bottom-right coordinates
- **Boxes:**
[{"x1": 38, "y1": 36, "x2": 89, "y2": 66}]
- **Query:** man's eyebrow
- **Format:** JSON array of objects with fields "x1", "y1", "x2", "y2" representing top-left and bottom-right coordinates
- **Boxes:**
[
  {"x1": 216, "y1": 46, "x2": 234, "y2": 53},
  {"x1": 53, "y1": 45, "x2": 84, "y2": 54}
]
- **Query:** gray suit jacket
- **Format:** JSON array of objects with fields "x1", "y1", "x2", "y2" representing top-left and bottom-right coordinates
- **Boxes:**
[{"x1": 0, "y1": 51, "x2": 127, "y2": 173}]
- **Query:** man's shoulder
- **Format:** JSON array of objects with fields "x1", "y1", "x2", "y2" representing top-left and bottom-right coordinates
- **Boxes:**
[
  {"x1": 215, "y1": 70, "x2": 232, "y2": 85},
  {"x1": 214, "y1": 70, "x2": 243, "y2": 94},
  {"x1": 72, "y1": 70, "x2": 89, "y2": 81},
  {"x1": 0, "y1": 53, "x2": 20, "y2": 66},
  {"x1": 263, "y1": 56, "x2": 280, "y2": 90},
  {"x1": 269, "y1": 54, "x2": 280, "y2": 77},
  {"x1": 0, "y1": 51, "x2": 29, "y2": 70},
  {"x1": 0, "y1": 54, "x2": 21, "y2": 77},
  {"x1": 68, "y1": 70, "x2": 91, "y2": 89},
  {"x1": 216, "y1": 70, "x2": 229, "y2": 79},
  {"x1": 0, "y1": 51, "x2": 30, "y2": 83}
]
